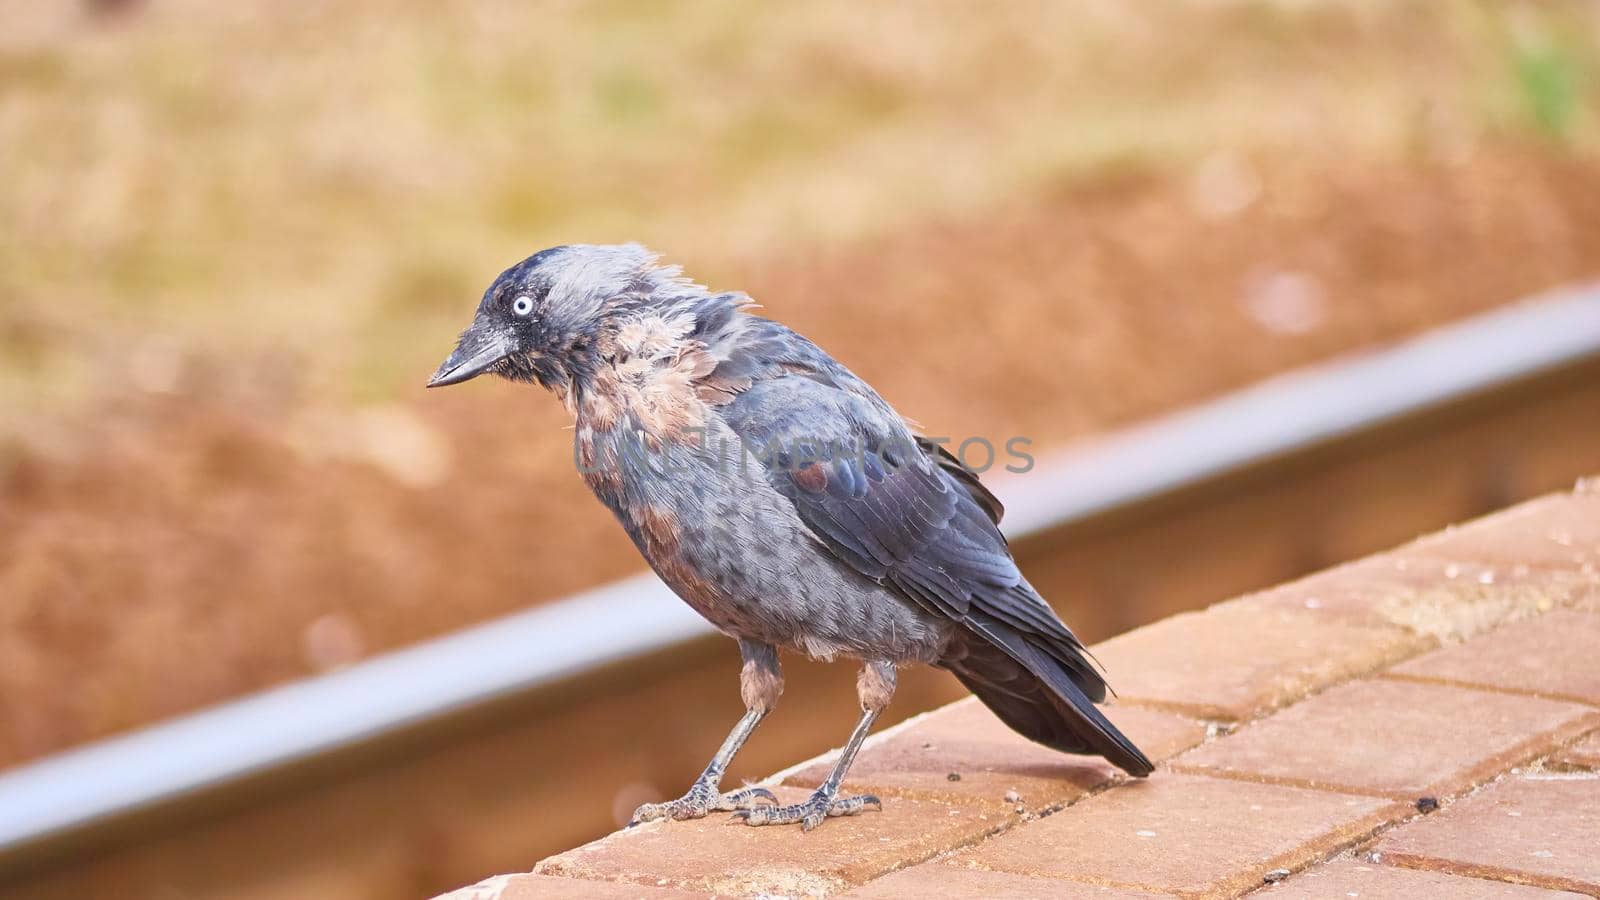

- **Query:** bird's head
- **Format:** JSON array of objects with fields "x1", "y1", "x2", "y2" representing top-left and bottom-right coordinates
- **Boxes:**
[{"x1": 427, "y1": 243, "x2": 681, "y2": 396}]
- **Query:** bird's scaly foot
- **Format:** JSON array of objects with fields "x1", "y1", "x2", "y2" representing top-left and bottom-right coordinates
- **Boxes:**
[
  {"x1": 730, "y1": 789, "x2": 881, "y2": 831},
  {"x1": 630, "y1": 781, "x2": 777, "y2": 825}
]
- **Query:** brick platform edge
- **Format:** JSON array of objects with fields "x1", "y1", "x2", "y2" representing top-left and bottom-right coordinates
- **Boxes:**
[{"x1": 438, "y1": 480, "x2": 1600, "y2": 900}]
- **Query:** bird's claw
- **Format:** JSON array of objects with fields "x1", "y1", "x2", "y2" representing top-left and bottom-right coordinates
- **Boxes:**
[
  {"x1": 630, "y1": 782, "x2": 778, "y2": 826},
  {"x1": 730, "y1": 790, "x2": 881, "y2": 831},
  {"x1": 717, "y1": 785, "x2": 780, "y2": 811}
]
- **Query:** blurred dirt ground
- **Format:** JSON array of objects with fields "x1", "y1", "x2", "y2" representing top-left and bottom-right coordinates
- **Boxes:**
[{"x1": 2, "y1": 1, "x2": 1600, "y2": 768}]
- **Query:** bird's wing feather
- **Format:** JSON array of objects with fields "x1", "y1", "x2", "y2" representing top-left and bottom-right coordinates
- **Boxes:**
[
  {"x1": 918, "y1": 436, "x2": 1005, "y2": 526},
  {"x1": 710, "y1": 335, "x2": 1099, "y2": 693}
]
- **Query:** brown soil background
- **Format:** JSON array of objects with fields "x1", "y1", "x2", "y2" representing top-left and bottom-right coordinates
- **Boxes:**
[{"x1": 3, "y1": 2, "x2": 1600, "y2": 771}]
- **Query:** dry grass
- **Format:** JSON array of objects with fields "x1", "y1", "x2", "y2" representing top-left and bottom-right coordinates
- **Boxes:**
[{"x1": 2, "y1": 0, "x2": 1596, "y2": 416}]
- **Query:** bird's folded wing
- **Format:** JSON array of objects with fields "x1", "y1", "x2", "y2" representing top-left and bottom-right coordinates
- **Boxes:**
[{"x1": 716, "y1": 371, "x2": 1101, "y2": 691}]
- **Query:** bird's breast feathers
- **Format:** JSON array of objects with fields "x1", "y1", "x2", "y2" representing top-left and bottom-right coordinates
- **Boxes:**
[{"x1": 578, "y1": 310, "x2": 720, "y2": 444}]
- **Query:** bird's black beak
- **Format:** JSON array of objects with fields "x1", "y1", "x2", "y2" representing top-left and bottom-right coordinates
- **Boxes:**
[{"x1": 427, "y1": 324, "x2": 510, "y2": 388}]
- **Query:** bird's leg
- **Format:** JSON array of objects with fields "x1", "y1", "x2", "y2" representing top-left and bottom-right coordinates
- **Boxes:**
[
  {"x1": 630, "y1": 640, "x2": 783, "y2": 824},
  {"x1": 734, "y1": 659, "x2": 894, "y2": 831}
]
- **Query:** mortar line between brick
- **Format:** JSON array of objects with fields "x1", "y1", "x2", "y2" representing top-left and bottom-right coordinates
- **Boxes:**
[
  {"x1": 915, "y1": 773, "x2": 1145, "y2": 868},
  {"x1": 1162, "y1": 763, "x2": 1404, "y2": 800},
  {"x1": 1380, "y1": 852, "x2": 1598, "y2": 896},
  {"x1": 1222, "y1": 805, "x2": 1417, "y2": 900},
  {"x1": 1377, "y1": 671, "x2": 1600, "y2": 709},
  {"x1": 1293, "y1": 835, "x2": 1597, "y2": 900},
  {"x1": 939, "y1": 857, "x2": 1181, "y2": 898},
  {"x1": 1337, "y1": 763, "x2": 1600, "y2": 895},
  {"x1": 949, "y1": 797, "x2": 1412, "y2": 900},
  {"x1": 1114, "y1": 626, "x2": 1455, "y2": 727},
  {"x1": 1108, "y1": 697, "x2": 1241, "y2": 722},
  {"x1": 1386, "y1": 860, "x2": 1600, "y2": 896},
  {"x1": 837, "y1": 764, "x2": 1200, "y2": 893},
  {"x1": 1170, "y1": 712, "x2": 1600, "y2": 807},
  {"x1": 1254, "y1": 794, "x2": 1533, "y2": 900},
  {"x1": 840, "y1": 817, "x2": 1018, "y2": 892}
]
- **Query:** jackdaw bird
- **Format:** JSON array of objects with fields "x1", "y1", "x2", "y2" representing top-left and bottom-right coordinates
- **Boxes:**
[{"x1": 428, "y1": 244, "x2": 1152, "y2": 831}]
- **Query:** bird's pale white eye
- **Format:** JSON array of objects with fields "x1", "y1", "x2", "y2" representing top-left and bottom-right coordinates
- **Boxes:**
[{"x1": 512, "y1": 295, "x2": 534, "y2": 317}]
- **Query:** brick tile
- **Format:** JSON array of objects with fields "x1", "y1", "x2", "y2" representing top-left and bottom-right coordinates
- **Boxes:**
[
  {"x1": 533, "y1": 786, "x2": 1004, "y2": 897},
  {"x1": 1090, "y1": 600, "x2": 1426, "y2": 720},
  {"x1": 435, "y1": 874, "x2": 715, "y2": 899},
  {"x1": 1404, "y1": 492, "x2": 1600, "y2": 573},
  {"x1": 1557, "y1": 731, "x2": 1600, "y2": 770},
  {"x1": 955, "y1": 773, "x2": 1404, "y2": 899},
  {"x1": 1376, "y1": 774, "x2": 1600, "y2": 894},
  {"x1": 1245, "y1": 553, "x2": 1588, "y2": 643},
  {"x1": 1262, "y1": 858, "x2": 1588, "y2": 898},
  {"x1": 1172, "y1": 679, "x2": 1597, "y2": 799},
  {"x1": 1389, "y1": 610, "x2": 1600, "y2": 705},
  {"x1": 839, "y1": 861, "x2": 1170, "y2": 899},
  {"x1": 784, "y1": 697, "x2": 1206, "y2": 811}
]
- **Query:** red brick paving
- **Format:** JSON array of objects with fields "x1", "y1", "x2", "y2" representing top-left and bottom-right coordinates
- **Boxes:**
[
  {"x1": 1404, "y1": 491, "x2": 1600, "y2": 573},
  {"x1": 1376, "y1": 774, "x2": 1600, "y2": 895},
  {"x1": 533, "y1": 785, "x2": 1006, "y2": 896},
  {"x1": 1171, "y1": 679, "x2": 1599, "y2": 799},
  {"x1": 436, "y1": 873, "x2": 714, "y2": 899},
  {"x1": 1262, "y1": 857, "x2": 1590, "y2": 898},
  {"x1": 784, "y1": 698, "x2": 1205, "y2": 811},
  {"x1": 953, "y1": 774, "x2": 1403, "y2": 898},
  {"x1": 1090, "y1": 601, "x2": 1424, "y2": 721},
  {"x1": 1388, "y1": 609, "x2": 1600, "y2": 705},
  {"x1": 440, "y1": 485, "x2": 1600, "y2": 899},
  {"x1": 1241, "y1": 552, "x2": 1586, "y2": 641},
  {"x1": 839, "y1": 861, "x2": 1172, "y2": 898}
]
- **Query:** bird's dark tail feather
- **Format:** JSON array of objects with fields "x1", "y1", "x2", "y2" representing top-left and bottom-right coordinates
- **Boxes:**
[{"x1": 941, "y1": 619, "x2": 1153, "y2": 777}]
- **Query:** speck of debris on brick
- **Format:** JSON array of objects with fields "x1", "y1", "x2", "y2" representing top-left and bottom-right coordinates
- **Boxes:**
[
  {"x1": 1415, "y1": 796, "x2": 1439, "y2": 813},
  {"x1": 947, "y1": 772, "x2": 961, "y2": 781},
  {"x1": 1264, "y1": 868, "x2": 1291, "y2": 883}
]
